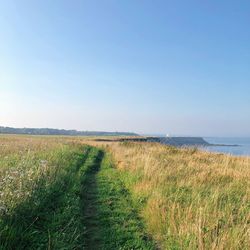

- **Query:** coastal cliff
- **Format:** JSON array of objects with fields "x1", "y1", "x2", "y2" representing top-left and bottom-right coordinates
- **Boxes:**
[
  {"x1": 100, "y1": 136, "x2": 211, "y2": 146},
  {"x1": 146, "y1": 137, "x2": 210, "y2": 146}
]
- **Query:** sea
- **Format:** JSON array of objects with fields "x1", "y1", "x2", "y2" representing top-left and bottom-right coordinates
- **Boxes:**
[{"x1": 203, "y1": 137, "x2": 250, "y2": 156}]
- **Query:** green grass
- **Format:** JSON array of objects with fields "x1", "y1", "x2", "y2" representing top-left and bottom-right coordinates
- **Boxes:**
[
  {"x1": 0, "y1": 136, "x2": 155, "y2": 249},
  {"x1": 104, "y1": 142, "x2": 250, "y2": 249},
  {"x1": 82, "y1": 151, "x2": 156, "y2": 249},
  {"x1": 3, "y1": 135, "x2": 249, "y2": 249},
  {"x1": 0, "y1": 145, "x2": 90, "y2": 249}
]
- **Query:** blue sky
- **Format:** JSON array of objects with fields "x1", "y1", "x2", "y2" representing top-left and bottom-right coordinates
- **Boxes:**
[{"x1": 0, "y1": 0, "x2": 250, "y2": 136}]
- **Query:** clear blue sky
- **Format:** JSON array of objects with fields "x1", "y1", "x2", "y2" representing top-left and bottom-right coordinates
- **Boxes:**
[{"x1": 0, "y1": 0, "x2": 249, "y2": 136}]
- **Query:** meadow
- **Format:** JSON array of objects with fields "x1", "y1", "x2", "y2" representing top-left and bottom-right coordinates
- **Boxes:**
[
  {"x1": 0, "y1": 135, "x2": 249, "y2": 249},
  {"x1": 100, "y1": 142, "x2": 250, "y2": 249}
]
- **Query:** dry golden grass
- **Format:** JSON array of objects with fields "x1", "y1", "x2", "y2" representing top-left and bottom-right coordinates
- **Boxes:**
[
  {"x1": 1, "y1": 135, "x2": 249, "y2": 249},
  {"x1": 100, "y1": 142, "x2": 250, "y2": 249}
]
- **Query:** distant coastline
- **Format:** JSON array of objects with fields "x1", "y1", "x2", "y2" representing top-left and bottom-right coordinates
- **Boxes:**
[
  {"x1": 148, "y1": 136, "x2": 239, "y2": 147},
  {"x1": 96, "y1": 136, "x2": 239, "y2": 147},
  {"x1": 0, "y1": 126, "x2": 138, "y2": 137},
  {"x1": 0, "y1": 127, "x2": 240, "y2": 148}
]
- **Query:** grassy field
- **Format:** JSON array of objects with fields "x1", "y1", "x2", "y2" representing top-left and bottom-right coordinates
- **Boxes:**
[
  {"x1": 100, "y1": 142, "x2": 250, "y2": 249},
  {"x1": 0, "y1": 136, "x2": 155, "y2": 249},
  {"x1": 0, "y1": 135, "x2": 249, "y2": 249}
]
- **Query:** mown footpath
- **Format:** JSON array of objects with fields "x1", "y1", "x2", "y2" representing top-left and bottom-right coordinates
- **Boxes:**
[
  {"x1": 0, "y1": 144, "x2": 155, "y2": 250},
  {"x1": 82, "y1": 150, "x2": 156, "y2": 250}
]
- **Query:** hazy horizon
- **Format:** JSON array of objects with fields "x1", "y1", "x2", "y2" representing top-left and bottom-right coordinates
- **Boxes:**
[
  {"x1": 1, "y1": 1, "x2": 250, "y2": 137},
  {"x1": 1, "y1": 124, "x2": 250, "y2": 138}
]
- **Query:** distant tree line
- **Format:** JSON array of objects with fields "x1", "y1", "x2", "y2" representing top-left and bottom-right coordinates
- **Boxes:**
[{"x1": 0, "y1": 126, "x2": 138, "y2": 136}]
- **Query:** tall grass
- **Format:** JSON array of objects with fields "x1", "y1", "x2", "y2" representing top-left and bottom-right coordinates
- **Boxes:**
[
  {"x1": 1, "y1": 135, "x2": 249, "y2": 249},
  {"x1": 0, "y1": 136, "x2": 78, "y2": 214},
  {"x1": 0, "y1": 136, "x2": 156, "y2": 249},
  {"x1": 0, "y1": 136, "x2": 90, "y2": 249},
  {"x1": 102, "y1": 142, "x2": 250, "y2": 249}
]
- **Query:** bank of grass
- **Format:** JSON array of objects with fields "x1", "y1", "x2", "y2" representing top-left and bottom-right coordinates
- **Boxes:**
[
  {"x1": 0, "y1": 136, "x2": 77, "y2": 216},
  {"x1": 0, "y1": 136, "x2": 155, "y2": 249},
  {"x1": 101, "y1": 142, "x2": 250, "y2": 249},
  {"x1": 0, "y1": 136, "x2": 92, "y2": 249}
]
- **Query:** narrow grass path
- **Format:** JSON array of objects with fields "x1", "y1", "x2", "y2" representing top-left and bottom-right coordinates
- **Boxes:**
[
  {"x1": 82, "y1": 150, "x2": 156, "y2": 250},
  {"x1": 0, "y1": 146, "x2": 155, "y2": 249},
  {"x1": 81, "y1": 149, "x2": 104, "y2": 249}
]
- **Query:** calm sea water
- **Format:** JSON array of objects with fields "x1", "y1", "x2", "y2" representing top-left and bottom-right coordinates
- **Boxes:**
[{"x1": 203, "y1": 137, "x2": 250, "y2": 156}]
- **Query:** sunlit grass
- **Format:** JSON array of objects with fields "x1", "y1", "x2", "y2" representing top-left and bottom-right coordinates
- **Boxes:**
[
  {"x1": 0, "y1": 136, "x2": 90, "y2": 249},
  {"x1": 103, "y1": 142, "x2": 250, "y2": 249},
  {"x1": 0, "y1": 137, "x2": 67, "y2": 214},
  {"x1": 1, "y1": 135, "x2": 249, "y2": 249},
  {"x1": 0, "y1": 135, "x2": 155, "y2": 249}
]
